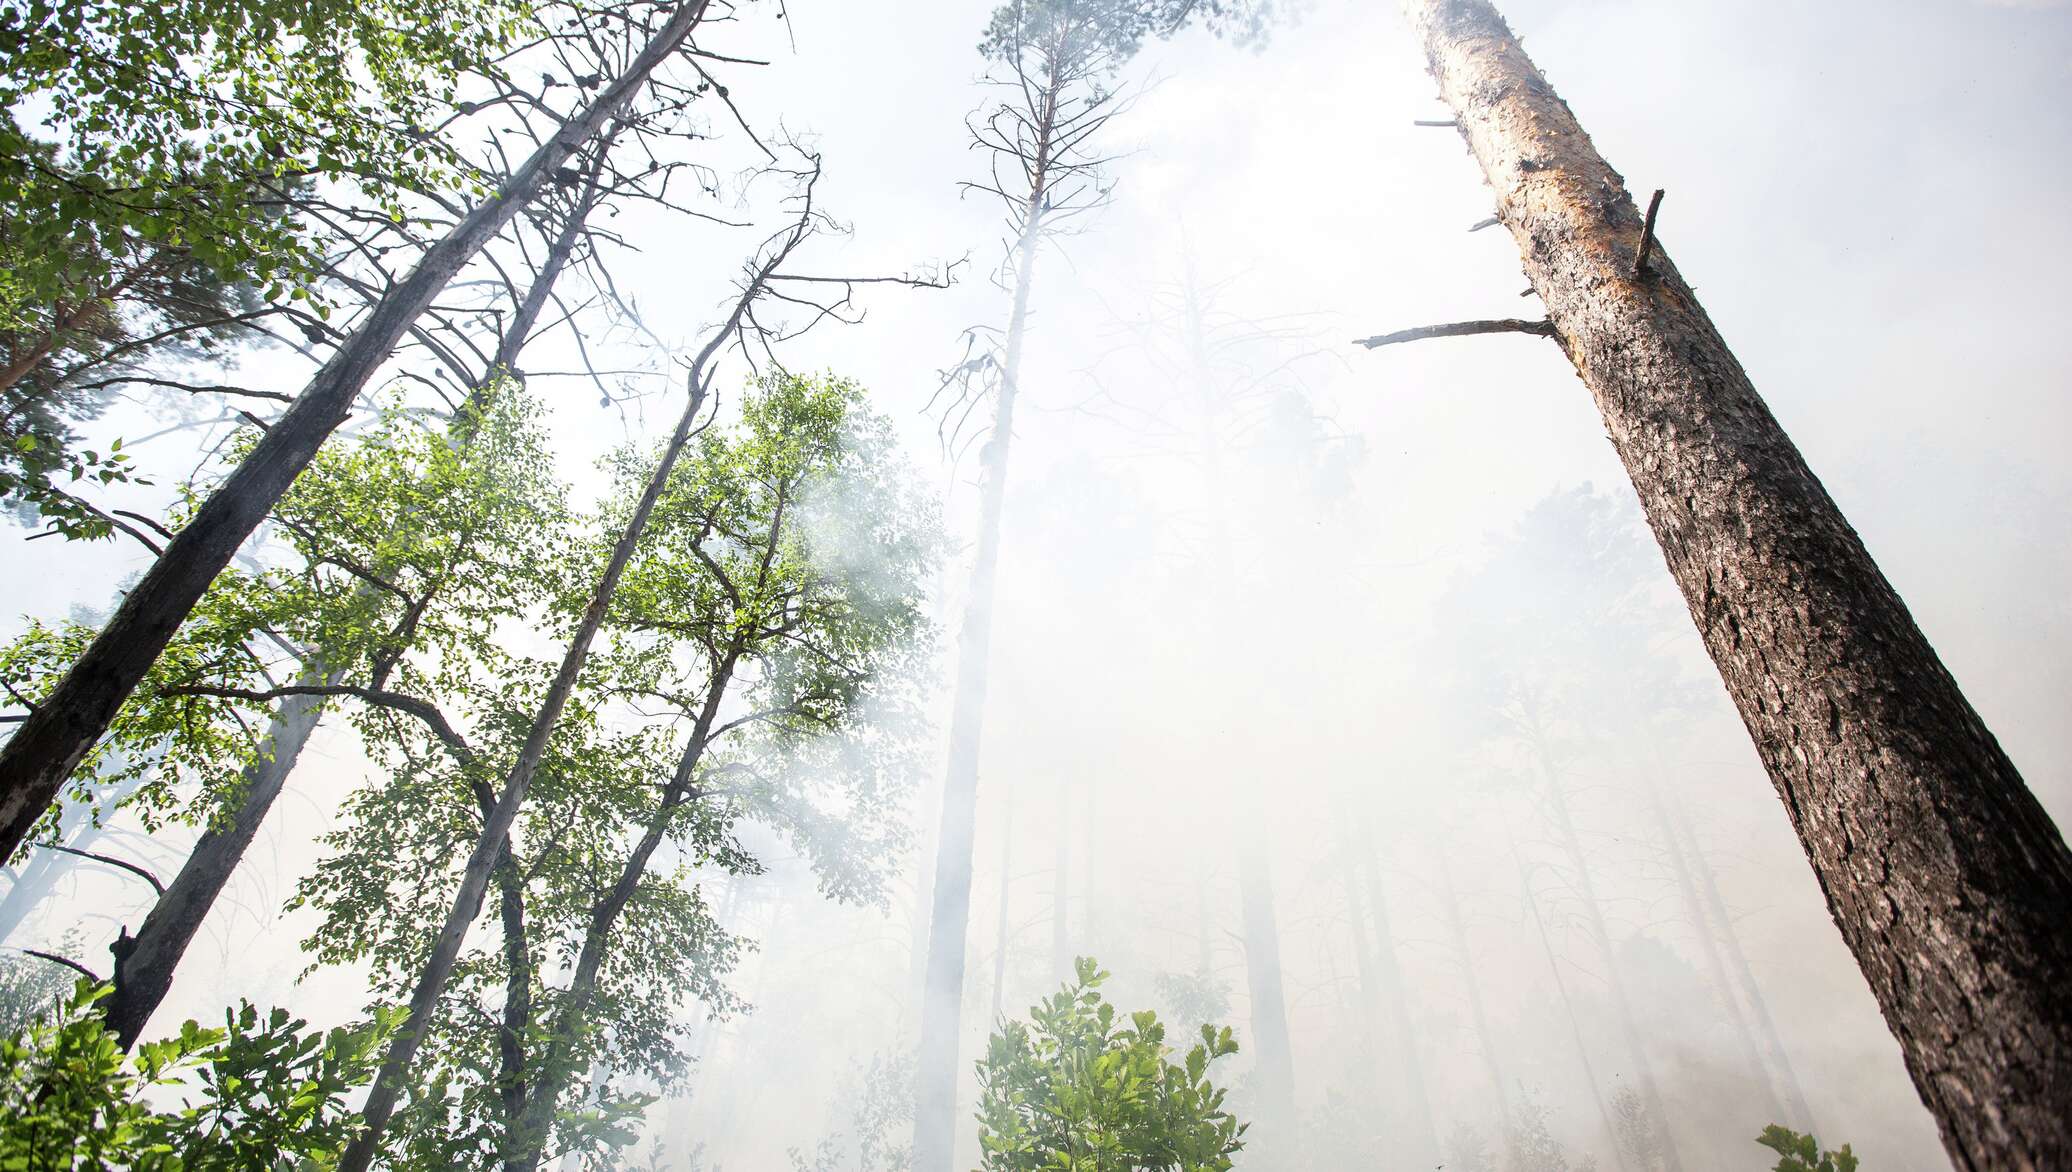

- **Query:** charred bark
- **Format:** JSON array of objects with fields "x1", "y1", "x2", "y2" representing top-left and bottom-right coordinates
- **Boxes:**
[{"x1": 1398, "y1": 3, "x2": 2072, "y2": 1165}]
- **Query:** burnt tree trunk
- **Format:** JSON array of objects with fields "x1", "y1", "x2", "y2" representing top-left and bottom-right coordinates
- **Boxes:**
[
  {"x1": 1400, "y1": 2, "x2": 2072, "y2": 1165},
  {"x1": 0, "y1": 0, "x2": 710, "y2": 866},
  {"x1": 97, "y1": 188, "x2": 595, "y2": 1052}
]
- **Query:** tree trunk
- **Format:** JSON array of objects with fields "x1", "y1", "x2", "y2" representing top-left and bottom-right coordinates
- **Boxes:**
[
  {"x1": 1353, "y1": 827, "x2": 1439, "y2": 1166},
  {"x1": 1236, "y1": 844, "x2": 1296, "y2": 1134},
  {"x1": 503, "y1": 651, "x2": 739, "y2": 1172},
  {"x1": 1052, "y1": 782, "x2": 1069, "y2": 982},
  {"x1": 95, "y1": 193, "x2": 594, "y2": 1053},
  {"x1": 990, "y1": 777, "x2": 1013, "y2": 1022},
  {"x1": 1528, "y1": 745, "x2": 1684, "y2": 1172},
  {"x1": 913, "y1": 124, "x2": 1055, "y2": 1172},
  {"x1": 102, "y1": 688, "x2": 324, "y2": 1048},
  {"x1": 1641, "y1": 769, "x2": 1788, "y2": 1127},
  {"x1": 1398, "y1": 4, "x2": 2072, "y2": 1165},
  {"x1": 1509, "y1": 827, "x2": 1629, "y2": 1172},
  {"x1": 339, "y1": 326, "x2": 720, "y2": 1172},
  {"x1": 0, "y1": 0, "x2": 711, "y2": 866},
  {"x1": 1436, "y1": 851, "x2": 1511, "y2": 1126},
  {"x1": 1668, "y1": 788, "x2": 1817, "y2": 1133}
]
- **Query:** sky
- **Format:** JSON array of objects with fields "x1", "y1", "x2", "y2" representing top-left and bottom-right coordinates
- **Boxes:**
[{"x1": 7, "y1": 0, "x2": 2072, "y2": 1169}]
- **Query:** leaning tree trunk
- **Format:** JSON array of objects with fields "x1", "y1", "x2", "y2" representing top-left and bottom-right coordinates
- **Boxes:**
[
  {"x1": 338, "y1": 289, "x2": 732, "y2": 1172},
  {"x1": 1400, "y1": 3, "x2": 2072, "y2": 1165},
  {"x1": 912, "y1": 145, "x2": 1053, "y2": 1172},
  {"x1": 0, "y1": 0, "x2": 711, "y2": 867},
  {"x1": 98, "y1": 195, "x2": 594, "y2": 1052}
]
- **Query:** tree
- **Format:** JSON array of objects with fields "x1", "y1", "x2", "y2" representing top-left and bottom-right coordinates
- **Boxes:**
[
  {"x1": 1376, "y1": 2, "x2": 2072, "y2": 1166},
  {"x1": 0, "y1": 0, "x2": 718, "y2": 866},
  {"x1": 975, "y1": 957, "x2": 1247, "y2": 1172},
  {"x1": 0, "y1": 0, "x2": 530, "y2": 537}
]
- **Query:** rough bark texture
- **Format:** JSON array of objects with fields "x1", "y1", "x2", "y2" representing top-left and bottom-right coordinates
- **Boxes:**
[
  {"x1": 1401, "y1": 3, "x2": 2072, "y2": 1166},
  {"x1": 0, "y1": 0, "x2": 708, "y2": 867}
]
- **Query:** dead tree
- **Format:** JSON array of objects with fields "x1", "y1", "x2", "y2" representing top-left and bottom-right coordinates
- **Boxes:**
[
  {"x1": 912, "y1": 7, "x2": 1133, "y2": 1167},
  {"x1": 0, "y1": 0, "x2": 718, "y2": 864},
  {"x1": 1362, "y1": 3, "x2": 2072, "y2": 1165}
]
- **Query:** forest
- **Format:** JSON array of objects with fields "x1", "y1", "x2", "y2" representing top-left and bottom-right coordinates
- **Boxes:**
[{"x1": 1, "y1": 0, "x2": 2068, "y2": 1169}]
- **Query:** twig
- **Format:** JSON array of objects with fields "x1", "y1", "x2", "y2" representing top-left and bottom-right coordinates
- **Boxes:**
[
  {"x1": 33, "y1": 843, "x2": 166, "y2": 897},
  {"x1": 19, "y1": 948, "x2": 102, "y2": 984},
  {"x1": 1353, "y1": 318, "x2": 1556, "y2": 349},
  {"x1": 1634, "y1": 188, "x2": 1664, "y2": 277}
]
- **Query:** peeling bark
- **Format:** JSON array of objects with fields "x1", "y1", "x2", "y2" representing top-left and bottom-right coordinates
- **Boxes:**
[{"x1": 1399, "y1": 3, "x2": 2072, "y2": 1165}]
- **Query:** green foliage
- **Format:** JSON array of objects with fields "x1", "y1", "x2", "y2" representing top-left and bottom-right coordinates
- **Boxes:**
[
  {"x1": 1757, "y1": 1126, "x2": 1859, "y2": 1172},
  {"x1": 975, "y1": 957, "x2": 1247, "y2": 1172},
  {"x1": 0, "y1": 383, "x2": 566, "y2": 837},
  {"x1": 0, "y1": 0, "x2": 529, "y2": 330},
  {"x1": 298, "y1": 373, "x2": 937, "y2": 1166},
  {"x1": 979, "y1": 0, "x2": 1275, "y2": 68},
  {"x1": 0, "y1": 979, "x2": 393, "y2": 1169}
]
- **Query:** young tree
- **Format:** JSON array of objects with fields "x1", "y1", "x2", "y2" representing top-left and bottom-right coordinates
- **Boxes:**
[
  {"x1": 1372, "y1": 3, "x2": 2072, "y2": 1166},
  {"x1": 975, "y1": 957, "x2": 1247, "y2": 1172},
  {"x1": 286, "y1": 372, "x2": 935, "y2": 1169},
  {"x1": 0, "y1": 0, "x2": 718, "y2": 865}
]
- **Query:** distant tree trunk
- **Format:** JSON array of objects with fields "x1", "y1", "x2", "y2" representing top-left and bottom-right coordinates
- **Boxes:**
[
  {"x1": 913, "y1": 116, "x2": 1055, "y2": 1172},
  {"x1": 1353, "y1": 828, "x2": 1439, "y2": 1166},
  {"x1": 1526, "y1": 742, "x2": 1684, "y2": 1172},
  {"x1": 1052, "y1": 781, "x2": 1070, "y2": 981},
  {"x1": 990, "y1": 778, "x2": 1013, "y2": 1022},
  {"x1": 1436, "y1": 852, "x2": 1511, "y2": 1126},
  {"x1": 0, "y1": 0, "x2": 712, "y2": 867},
  {"x1": 96, "y1": 192, "x2": 595, "y2": 1052},
  {"x1": 1400, "y1": 3, "x2": 2072, "y2": 1164},
  {"x1": 0, "y1": 771, "x2": 140, "y2": 942},
  {"x1": 1508, "y1": 827, "x2": 1629, "y2": 1172},
  {"x1": 1237, "y1": 844, "x2": 1296, "y2": 1133},
  {"x1": 1640, "y1": 770, "x2": 1787, "y2": 1126},
  {"x1": 1667, "y1": 789, "x2": 1817, "y2": 1132}
]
